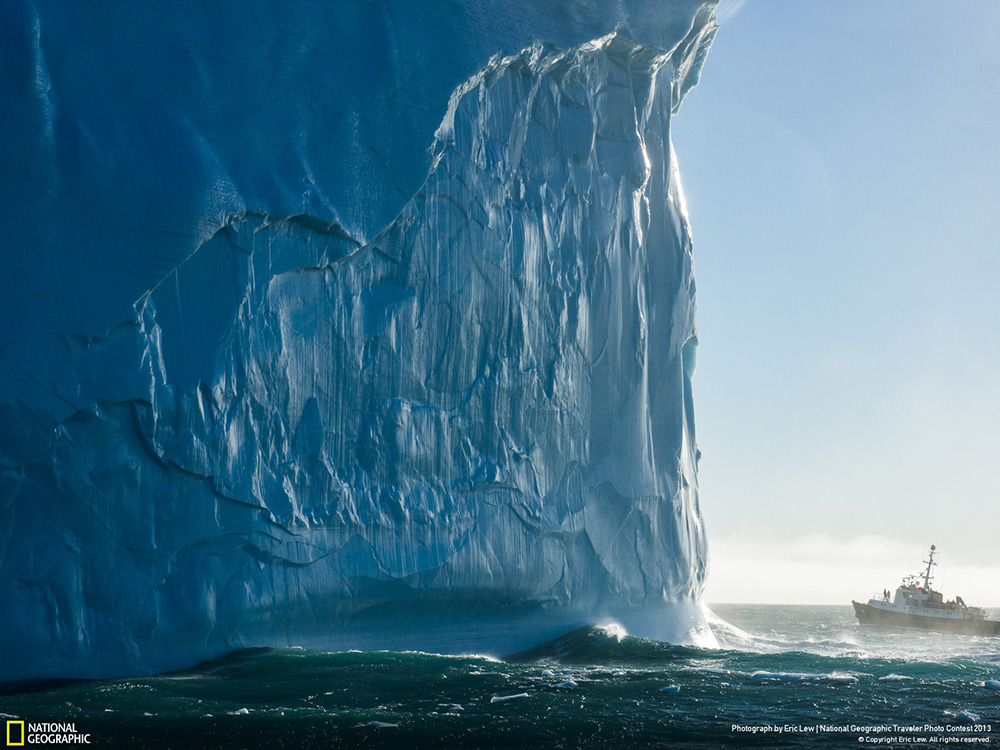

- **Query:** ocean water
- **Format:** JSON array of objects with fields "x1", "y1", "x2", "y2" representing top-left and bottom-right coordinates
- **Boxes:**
[{"x1": 3, "y1": 605, "x2": 999, "y2": 748}]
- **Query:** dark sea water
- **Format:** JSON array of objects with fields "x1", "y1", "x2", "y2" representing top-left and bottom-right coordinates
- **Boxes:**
[{"x1": 3, "y1": 605, "x2": 999, "y2": 748}]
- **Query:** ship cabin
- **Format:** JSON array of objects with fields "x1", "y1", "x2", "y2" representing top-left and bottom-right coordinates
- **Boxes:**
[{"x1": 894, "y1": 577, "x2": 944, "y2": 606}]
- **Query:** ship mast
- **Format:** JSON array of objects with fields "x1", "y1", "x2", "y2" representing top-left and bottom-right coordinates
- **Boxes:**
[{"x1": 922, "y1": 544, "x2": 937, "y2": 590}]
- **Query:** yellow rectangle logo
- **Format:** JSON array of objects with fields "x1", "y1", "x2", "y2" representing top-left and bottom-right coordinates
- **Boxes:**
[{"x1": 6, "y1": 720, "x2": 25, "y2": 747}]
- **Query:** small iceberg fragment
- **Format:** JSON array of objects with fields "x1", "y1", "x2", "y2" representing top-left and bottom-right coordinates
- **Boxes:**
[
  {"x1": 556, "y1": 680, "x2": 578, "y2": 688},
  {"x1": 751, "y1": 671, "x2": 854, "y2": 683},
  {"x1": 953, "y1": 710, "x2": 981, "y2": 724},
  {"x1": 984, "y1": 679, "x2": 1000, "y2": 691},
  {"x1": 490, "y1": 693, "x2": 530, "y2": 704},
  {"x1": 751, "y1": 671, "x2": 814, "y2": 682},
  {"x1": 825, "y1": 673, "x2": 857, "y2": 684},
  {"x1": 367, "y1": 721, "x2": 399, "y2": 728},
  {"x1": 659, "y1": 685, "x2": 681, "y2": 694},
  {"x1": 684, "y1": 666, "x2": 729, "y2": 676}
]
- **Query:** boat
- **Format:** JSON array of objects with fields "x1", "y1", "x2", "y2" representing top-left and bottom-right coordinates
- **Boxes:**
[{"x1": 852, "y1": 545, "x2": 1000, "y2": 636}]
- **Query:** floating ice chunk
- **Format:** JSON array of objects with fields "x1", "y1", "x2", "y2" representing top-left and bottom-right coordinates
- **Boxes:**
[
  {"x1": 367, "y1": 721, "x2": 399, "y2": 728},
  {"x1": 556, "y1": 680, "x2": 578, "y2": 688},
  {"x1": 685, "y1": 666, "x2": 731, "y2": 675},
  {"x1": 984, "y1": 679, "x2": 1000, "y2": 690},
  {"x1": 659, "y1": 685, "x2": 680, "y2": 694},
  {"x1": 953, "y1": 710, "x2": 981, "y2": 724},
  {"x1": 825, "y1": 673, "x2": 857, "y2": 684},
  {"x1": 227, "y1": 708, "x2": 250, "y2": 716},
  {"x1": 751, "y1": 671, "x2": 815, "y2": 681},
  {"x1": 750, "y1": 671, "x2": 854, "y2": 683},
  {"x1": 490, "y1": 693, "x2": 530, "y2": 704}
]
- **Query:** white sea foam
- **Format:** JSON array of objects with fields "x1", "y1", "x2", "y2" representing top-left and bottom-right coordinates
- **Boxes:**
[
  {"x1": 705, "y1": 608, "x2": 774, "y2": 653},
  {"x1": 595, "y1": 623, "x2": 628, "y2": 642}
]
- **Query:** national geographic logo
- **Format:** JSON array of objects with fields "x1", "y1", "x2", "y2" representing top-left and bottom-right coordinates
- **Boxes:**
[
  {"x1": 5, "y1": 722, "x2": 24, "y2": 747},
  {"x1": 5, "y1": 721, "x2": 91, "y2": 745}
]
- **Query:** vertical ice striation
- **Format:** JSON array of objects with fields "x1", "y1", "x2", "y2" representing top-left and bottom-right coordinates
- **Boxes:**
[{"x1": 0, "y1": 1, "x2": 717, "y2": 680}]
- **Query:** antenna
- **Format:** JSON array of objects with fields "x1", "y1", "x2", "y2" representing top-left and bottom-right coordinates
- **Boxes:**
[{"x1": 922, "y1": 544, "x2": 937, "y2": 590}]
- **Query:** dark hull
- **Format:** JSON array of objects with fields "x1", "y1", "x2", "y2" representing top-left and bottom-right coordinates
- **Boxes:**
[{"x1": 852, "y1": 601, "x2": 1000, "y2": 636}]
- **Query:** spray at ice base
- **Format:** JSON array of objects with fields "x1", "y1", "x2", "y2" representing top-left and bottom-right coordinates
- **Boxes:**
[{"x1": 0, "y1": 0, "x2": 718, "y2": 680}]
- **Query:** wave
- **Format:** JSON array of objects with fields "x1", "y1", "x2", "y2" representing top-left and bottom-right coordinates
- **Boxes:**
[
  {"x1": 505, "y1": 624, "x2": 710, "y2": 666},
  {"x1": 5, "y1": 628, "x2": 999, "y2": 750},
  {"x1": 503, "y1": 616, "x2": 1000, "y2": 688}
]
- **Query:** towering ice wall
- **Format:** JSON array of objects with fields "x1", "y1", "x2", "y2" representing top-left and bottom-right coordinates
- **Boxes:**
[{"x1": 0, "y1": 0, "x2": 717, "y2": 680}]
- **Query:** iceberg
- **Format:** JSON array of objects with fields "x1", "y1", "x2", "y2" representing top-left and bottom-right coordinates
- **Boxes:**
[{"x1": 0, "y1": 0, "x2": 717, "y2": 681}]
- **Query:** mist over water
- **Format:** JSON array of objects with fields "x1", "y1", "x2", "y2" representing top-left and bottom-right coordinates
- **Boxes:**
[{"x1": 711, "y1": 604, "x2": 1000, "y2": 665}]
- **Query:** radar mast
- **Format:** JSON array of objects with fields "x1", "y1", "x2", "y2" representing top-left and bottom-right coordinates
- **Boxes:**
[{"x1": 921, "y1": 544, "x2": 937, "y2": 590}]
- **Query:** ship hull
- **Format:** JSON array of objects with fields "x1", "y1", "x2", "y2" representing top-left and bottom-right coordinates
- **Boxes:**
[{"x1": 852, "y1": 601, "x2": 1000, "y2": 636}]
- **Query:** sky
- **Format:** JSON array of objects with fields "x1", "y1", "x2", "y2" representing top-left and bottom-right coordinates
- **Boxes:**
[{"x1": 671, "y1": 1, "x2": 1000, "y2": 605}]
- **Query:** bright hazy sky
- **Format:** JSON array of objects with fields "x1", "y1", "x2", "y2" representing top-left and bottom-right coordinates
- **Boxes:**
[{"x1": 671, "y1": 1, "x2": 1000, "y2": 605}]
